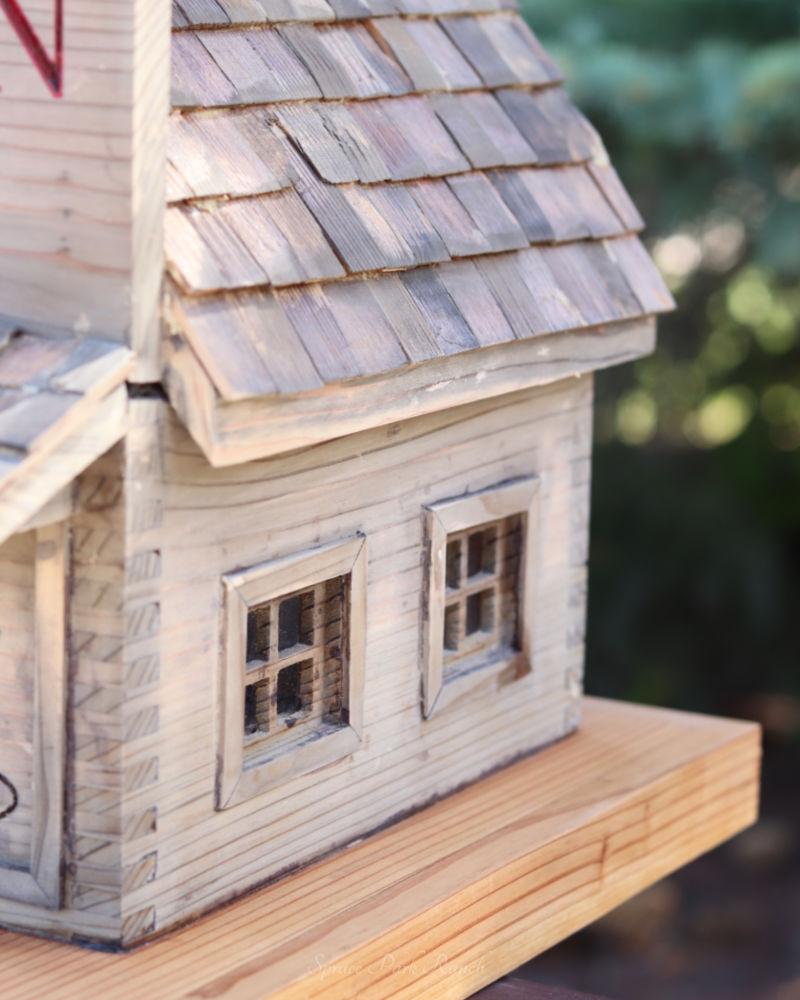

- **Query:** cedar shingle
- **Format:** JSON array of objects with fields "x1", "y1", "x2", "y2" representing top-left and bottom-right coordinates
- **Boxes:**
[
  {"x1": 180, "y1": 291, "x2": 324, "y2": 397},
  {"x1": 165, "y1": 209, "x2": 232, "y2": 291},
  {"x1": 378, "y1": 96, "x2": 470, "y2": 177},
  {"x1": 172, "y1": 2, "x2": 192, "y2": 28},
  {"x1": 374, "y1": 18, "x2": 481, "y2": 92},
  {"x1": 368, "y1": 275, "x2": 443, "y2": 362},
  {"x1": 0, "y1": 393, "x2": 79, "y2": 452},
  {"x1": 588, "y1": 163, "x2": 645, "y2": 232},
  {"x1": 436, "y1": 258, "x2": 514, "y2": 346},
  {"x1": 515, "y1": 247, "x2": 584, "y2": 331},
  {"x1": 279, "y1": 23, "x2": 410, "y2": 99},
  {"x1": 172, "y1": 32, "x2": 239, "y2": 107},
  {"x1": 254, "y1": 0, "x2": 334, "y2": 19},
  {"x1": 340, "y1": 186, "x2": 417, "y2": 270},
  {"x1": 431, "y1": 92, "x2": 536, "y2": 169},
  {"x1": 408, "y1": 179, "x2": 493, "y2": 257},
  {"x1": 277, "y1": 103, "x2": 393, "y2": 184},
  {"x1": 166, "y1": 1, "x2": 669, "y2": 402},
  {"x1": 291, "y1": 155, "x2": 388, "y2": 273},
  {"x1": 364, "y1": 185, "x2": 450, "y2": 265},
  {"x1": 279, "y1": 285, "x2": 363, "y2": 382},
  {"x1": 168, "y1": 111, "x2": 292, "y2": 202},
  {"x1": 440, "y1": 15, "x2": 515, "y2": 87},
  {"x1": 542, "y1": 242, "x2": 641, "y2": 326},
  {"x1": 510, "y1": 167, "x2": 592, "y2": 241},
  {"x1": 446, "y1": 172, "x2": 529, "y2": 252},
  {"x1": 215, "y1": 0, "x2": 270, "y2": 21},
  {"x1": 172, "y1": 206, "x2": 270, "y2": 290},
  {"x1": 488, "y1": 170, "x2": 555, "y2": 243},
  {"x1": 477, "y1": 252, "x2": 556, "y2": 338},
  {"x1": 0, "y1": 335, "x2": 76, "y2": 389},
  {"x1": 400, "y1": 269, "x2": 477, "y2": 354},
  {"x1": 322, "y1": 281, "x2": 411, "y2": 374},
  {"x1": 174, "y1": 0, "x2": 229, "y2": 26},
  {"x1": 478, "y1": 14, "x2": 561, "y2": 85},
  {"x1": 347, "y1": 100, "x2": 431, "y2": 181},
  {"x1": 497, "y1": 88, "x2": 604, "y2": 165},
  {"x1": 277, "y1": 104, "x2": 362, "y2": 185},
  {"x1": 605, "y1": 236, "x2": 674, "y2": 313},
  {"x1": 218, "y1": 191, "x2": 345, "y2": 285},
  {"x1": 441, "y1": 14, "x2": 559, "y2": 89},
  {"x1": 178, "y1": 294, "x2": 282, "y2": 399}
]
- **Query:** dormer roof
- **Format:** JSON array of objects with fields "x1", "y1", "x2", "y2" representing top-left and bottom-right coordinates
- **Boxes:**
[
  {"x1": 163, "y1": 0, "x2": 673, "y2": 463},
  {"x1": 0, "y1": 328, "x2": 132, "y2": 544}
]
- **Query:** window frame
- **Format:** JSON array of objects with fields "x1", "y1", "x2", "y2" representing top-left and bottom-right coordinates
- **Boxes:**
[
  {"x1": 0, "y1": 522, "x2": 67, "y2": 909},
  {"x1": 217, "y1": 535, "x2": 366, "y2": 809},
  {"x1": 422, "y1": 477, "x2": 540, "y2": 719}
]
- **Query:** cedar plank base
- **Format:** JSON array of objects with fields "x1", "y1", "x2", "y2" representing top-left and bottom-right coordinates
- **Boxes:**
[{"x1": 0, "y1": 697, "x2": 760, "y2": 1000}]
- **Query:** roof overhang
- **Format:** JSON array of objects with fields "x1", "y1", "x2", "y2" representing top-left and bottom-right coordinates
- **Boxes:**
[
  {"x1": 0, "y1": 330, "x2": 132, "y2": 544},
  {"x1": 166, "y1": 313, "x2": 656, "y2": 467}
]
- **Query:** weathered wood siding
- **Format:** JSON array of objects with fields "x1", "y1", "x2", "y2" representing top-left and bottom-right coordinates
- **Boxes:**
[
  {"x1": 0, "y1": 0, "x2": 170, "y2": 379},
  {"x1": 116, "y1": 375, "x2": 592, "y2": 941},
  {"x1": 0, "y1": 374, "x2": 592, "y2": 946},
  {"x1": 0, "y1": 531, "x2": 36, "y2": 867}
]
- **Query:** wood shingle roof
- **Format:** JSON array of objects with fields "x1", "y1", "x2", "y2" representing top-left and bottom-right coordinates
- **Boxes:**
[
  {"x1": 0, "y1": 327, "x2": 132, "y2": 543},
  {"x1": 165, "y1": 0, "x2": 673, "y2": 463}
]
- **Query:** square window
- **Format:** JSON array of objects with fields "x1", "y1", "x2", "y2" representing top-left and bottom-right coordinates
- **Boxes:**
[
  {"x1": 218, "y1": 536, "x2": 366, "y2": 809},
  {"x1": 423, "y1": 478, "x2": 540, "y2": 718},
  {"x1": 442, "y1": 517, "x2": 516, "y2": 670}
]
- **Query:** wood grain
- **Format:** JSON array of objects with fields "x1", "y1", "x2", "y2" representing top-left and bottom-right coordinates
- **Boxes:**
[
  {"x1": 0, "y1": 336, "x2": 132, "y2": 545},
  {"x1": 0, "y1": 0, "x2": 170, "y2": 380},
  {"x1": 0, "y1": 698, "x2": 759, "y2": 996},
  {"x1": 166, "y1": 316, "x2": 655, "y2": 466},
  {"x1": 44, "y1": 376, "x2": 592, "y2": 944}
]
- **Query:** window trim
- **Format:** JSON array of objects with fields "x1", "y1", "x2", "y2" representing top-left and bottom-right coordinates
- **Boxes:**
[
  {"x1": 0, "y1": 522, "x2": 67, "y2": 909},
  {"x1": 422, "y1": 478, "x2": 540, "y2": 719},
  {"x1": 217, "y1": 535, "x2": 366, "y2": 810}
]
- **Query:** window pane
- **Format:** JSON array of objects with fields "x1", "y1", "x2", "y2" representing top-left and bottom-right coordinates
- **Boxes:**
[
  {"x1": 246, "y1": 604, "x2": 271, "y2": 662},
  {"x1": 244, "y1": 677, "x2": 270, "y2": 735},
  {"x1": 276, "y1": 659, "x2": 313, "y2": 719},
  {"x1": 444, "y1": 604, "x2": 460, "y2": 651},
  {"x1": 467, "y1": 531, "x2": 484, "y2": 578},
  {"x1": 445, "y1": 539, "x2": 461, "y2": 589},
  {"x1": 466, "y1": 589, "x2": 494, "y2": 636}
]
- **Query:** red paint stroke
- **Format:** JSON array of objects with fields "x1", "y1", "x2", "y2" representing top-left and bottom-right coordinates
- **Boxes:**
[{"x1": 0, "y1": 0, "x2": 63, "y2": 96}]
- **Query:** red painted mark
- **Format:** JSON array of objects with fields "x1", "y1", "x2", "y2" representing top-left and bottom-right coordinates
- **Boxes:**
[{"x1": 0, "y1": 0, "x2": 63, "y2": 96}]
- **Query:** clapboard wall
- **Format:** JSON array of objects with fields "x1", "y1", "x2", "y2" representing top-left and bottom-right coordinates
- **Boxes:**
[
  {"x1": 0, "y1": 373, "x2": 592, "y2": 946},
  {"x1": 115, "y1": 374, "x2": 593, "y2": 942},
  {"x1": 0, "y1": 531, "x2": 36, "y2": 868}
]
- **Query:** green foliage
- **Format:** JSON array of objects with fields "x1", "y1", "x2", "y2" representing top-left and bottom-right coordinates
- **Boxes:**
[{"x1": 519, "y1": 0, "x2": 800, "y2": 710}]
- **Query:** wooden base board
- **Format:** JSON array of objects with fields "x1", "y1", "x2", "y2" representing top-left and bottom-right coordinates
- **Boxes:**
[{"x1": 0, "y1": 697, "x2": 760, "y2": 1000}]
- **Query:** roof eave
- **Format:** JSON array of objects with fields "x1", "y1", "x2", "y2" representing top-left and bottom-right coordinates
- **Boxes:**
[{"x1": 166, "y1": 315, "x2": 657, "y2": 467}]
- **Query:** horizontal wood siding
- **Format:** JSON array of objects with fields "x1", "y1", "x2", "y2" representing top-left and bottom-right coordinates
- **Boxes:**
[
  {"x1": 0, "y1": 532, "x2": 36, "y2": 868},
  {"x1": 118, "y1": 375, "x2": 593, "y2": 940}
]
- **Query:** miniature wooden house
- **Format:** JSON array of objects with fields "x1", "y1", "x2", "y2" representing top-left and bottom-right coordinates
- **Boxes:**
[{"x1": 0, "y1": 0, "x2": 673, "y2": 950}]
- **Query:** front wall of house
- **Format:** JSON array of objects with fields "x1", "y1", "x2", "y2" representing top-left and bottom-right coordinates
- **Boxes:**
[
  {"x1": 127, "y1": 375, "x2": 593, "y2": 939},
  {"x1": 0, "y1": 531, "x2": 36, "y2": 868}
]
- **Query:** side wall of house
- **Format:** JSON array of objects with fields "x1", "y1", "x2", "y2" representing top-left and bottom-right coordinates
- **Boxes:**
[{"x1": 116, "y1": 375, "x2": 593, "y2": 942}]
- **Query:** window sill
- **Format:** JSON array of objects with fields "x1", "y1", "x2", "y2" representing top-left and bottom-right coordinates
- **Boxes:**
[
  {"x1": 224, "y1": 725, "x2": 361, "y2": 808},
  {"x1": 433, "y1": 646, "x2": 531, "y2": 716}
]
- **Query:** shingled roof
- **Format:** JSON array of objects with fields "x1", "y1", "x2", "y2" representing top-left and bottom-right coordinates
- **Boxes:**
[
  {"x1": 0, "y1": 327, "x2": 132, "y2": 544},
  {"x1": 164, "y1": 0, "x2": 673, "y2": 464}
]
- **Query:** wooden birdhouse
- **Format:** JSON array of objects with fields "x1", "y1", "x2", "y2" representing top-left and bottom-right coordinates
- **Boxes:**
[{"x1": 0, "y1": 0, "x2": 759, "y2": 974}]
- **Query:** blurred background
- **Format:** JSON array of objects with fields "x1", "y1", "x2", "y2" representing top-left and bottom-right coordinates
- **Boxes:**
[{"x1": 514, "y1": 1, "x2": 800, "y2": 997}]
